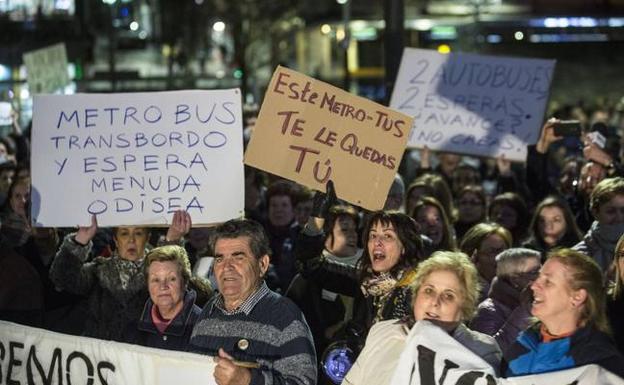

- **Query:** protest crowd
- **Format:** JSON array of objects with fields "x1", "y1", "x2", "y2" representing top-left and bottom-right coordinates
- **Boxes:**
[{"x1": 3, "y1": 79, "x2": 624, "y2": 385}]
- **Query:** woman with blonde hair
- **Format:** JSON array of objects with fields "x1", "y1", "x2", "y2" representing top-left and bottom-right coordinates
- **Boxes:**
[
  {"x1": 505, "y1": 249, "x2": 624, "y2": 378},
  {"x1": 342, "y1": 251, "x2": 501, "y2": 385},
  {"x1": 607, "y1": 234, "x2": 624, "y2": 353}
]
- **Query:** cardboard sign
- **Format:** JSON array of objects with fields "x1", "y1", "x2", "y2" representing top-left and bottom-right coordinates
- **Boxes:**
[
  {"x1": 23, "y1": 43, "x2": 71, "y2": 94},
  {"x1": 390, "y1": 48, "x2": 556, "y2": 161},
  {"x1": 31, "y1": 89, "x2": 244, "y2": 227},
  {"x1": 0, "y1": 321, "x2": 217, "y2": 385},
  {"x1": 0, "y1": 102, "x2": 12, "y2": 126},
  {"x1": 391, "y1": 321, "x2": 623, "y2": 385},
  {"x1": 244, "y1": 66, "x2": 413, "y2": 211}
]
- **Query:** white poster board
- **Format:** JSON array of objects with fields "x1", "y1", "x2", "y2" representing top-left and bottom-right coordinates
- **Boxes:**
[
  {"x1": 0, "y1": 102, "x2": 12, "y2": 126},
  {"x1": 31, "y1": 89, "x2": 244, "y2": 227},
  {"x1": 0, "y1": 321, "x2": 217, "y2": 385},
  {"x1": 23, "y1": 43, "x2": 71, "y2": 94},
  {"x1": 391, "y1": 321, "x2": 623, "y2": 385},
  {"x1": 390, "y1": 48, "x2": 556, "y2": 161}
]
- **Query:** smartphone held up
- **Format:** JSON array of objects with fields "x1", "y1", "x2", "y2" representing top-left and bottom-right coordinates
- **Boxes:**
[{"x1": 552, "y1": 120, "x2": 582, "y2": 137}]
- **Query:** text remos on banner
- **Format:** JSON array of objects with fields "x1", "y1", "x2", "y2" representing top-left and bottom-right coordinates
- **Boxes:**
[{"x1": 0, "y1": 320, "x2": 217, "y2": 385}]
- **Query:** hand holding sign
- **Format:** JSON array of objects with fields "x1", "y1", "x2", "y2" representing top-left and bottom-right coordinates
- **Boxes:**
[
  {"x1": 311, "y1": 180, "x2": 338, "y2": 219},
  {"x1": 165, "y1": 210, "x2": 192, "y2": 242},
  {"x1": 75, "y1": 214, "x2": 98, "y2": 246},
  {"x1": 214, "y1": 348, "x2": 252, "y2": 385}
]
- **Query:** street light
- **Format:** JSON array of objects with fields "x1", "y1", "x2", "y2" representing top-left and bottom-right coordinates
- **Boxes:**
[{"x1": 213, "y1": 21, "x2": 226, "y2": 32}]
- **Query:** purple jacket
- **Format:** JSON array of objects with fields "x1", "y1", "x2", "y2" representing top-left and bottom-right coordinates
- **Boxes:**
[{"x1": 470, "y1": 277, "x2": 531, "y2": 355}]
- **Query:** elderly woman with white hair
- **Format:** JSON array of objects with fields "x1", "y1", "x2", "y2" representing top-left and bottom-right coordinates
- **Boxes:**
[
  {"x1": 470, "y1": 248, "x2": 541, "y2": 354},
  {"x1": 342, "y1": 251, "x2": 501, "y2": 385}
]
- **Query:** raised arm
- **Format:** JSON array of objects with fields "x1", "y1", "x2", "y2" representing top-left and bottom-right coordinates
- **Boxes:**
[
  {"x1": 526, "y1": 119, "x2": 563, "y2": 203},
  {"x1": 49, "y1": 215, "x2": 98, "y2": 295},
  {"x1": 165, "y1": 209, "x2": 192, "y2": 243}
]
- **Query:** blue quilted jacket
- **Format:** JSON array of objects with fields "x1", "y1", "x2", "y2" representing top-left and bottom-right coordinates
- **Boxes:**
[{"x1": 505, "y1": 324, "x2": 624, "y2": 379}]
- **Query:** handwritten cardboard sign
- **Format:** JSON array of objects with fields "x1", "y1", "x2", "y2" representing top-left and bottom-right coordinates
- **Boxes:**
[
  {"x1": 244, "y1": 66, "x2": 413, "y2": 211},
  {"x1": 23, "y1": 43, "x2": 71, "y2": 94},
  {"x1": 31, "y1": 89, "x2": 244, "y2": 227},
  {"x1": 390, "y1": 48, "x2": 556, "y2": 161},
  {"x1": 0, "y1": 102, "x2": 11, "y2": 126}
]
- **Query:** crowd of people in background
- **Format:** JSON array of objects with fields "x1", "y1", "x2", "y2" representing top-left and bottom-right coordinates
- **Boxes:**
[{"x1": 2, "y1": 99, "x2": 624, "y2": 385}]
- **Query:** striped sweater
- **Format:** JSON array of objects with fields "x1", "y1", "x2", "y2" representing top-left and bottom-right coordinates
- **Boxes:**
[{"x1": 190, "y1": 283, "x2": 317, "y2": 385}]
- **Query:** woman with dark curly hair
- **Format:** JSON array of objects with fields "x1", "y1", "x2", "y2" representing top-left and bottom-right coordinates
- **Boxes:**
[
  {"x1": 607, "y1": 234, "x2": 624, "y2": 353},
  {"x1": 354, "y1": 211, "x2": 426, "y2": 329},
  {"x1": 299, "y1": 209, "x2": 425, "y2": 331}
]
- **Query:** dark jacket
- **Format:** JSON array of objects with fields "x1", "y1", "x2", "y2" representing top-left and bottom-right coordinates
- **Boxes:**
[
  {"x1": 505, "y1": 324, "x2": 624, "y2": 379},
  {"x1": 470, "y1": 277, "x2": 531, "y2": 355},
  {"x1": 292, "y1": 230, "x2": 413, "y2": 338},
  {"x1": 607, "y1": 293, "x2": 624, "y2": 355},
  {"x1": 49, "y1": 234, "x2": 148, "y2": 341},
  {"x1": 125, "y1": 289, "x2": 201, "y2": 351},
  {"x1": 0, "y1": 242, "x2": 43, "y2": 327},
  {"x1": 265, "y1": 220, "x2": 300, "y2": 293},
  {"x1": 573, "y1": 221, "x2": 624, "y2": 273},
  {"x1": 190, "y1": 284, "x2": 317, "y2": 385}
]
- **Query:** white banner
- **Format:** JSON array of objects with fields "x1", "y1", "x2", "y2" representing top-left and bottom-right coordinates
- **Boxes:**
[
  {"x1": 31, "y1": 89, "x2": 245, "y2": 227},
  {"x1": 0, "y1": 320, "x2": 216, "y2": 385},
  {"x1": 390, "y1": 48, "x2": 556, "y2": 161},
  {"x1": 391, "y1": 320, "x2": 623, "y2": 385}
]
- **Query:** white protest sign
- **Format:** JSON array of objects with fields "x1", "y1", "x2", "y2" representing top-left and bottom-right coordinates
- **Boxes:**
[
  {"x1": 391, "y1": 321, "x2": 623, "y2": 385},
  {"x1": 31, "y1": 89, "x2": 244, "y2": 227},
  {"x1": 0, "y1": 320, "x2": 216, "y2": 385},
  {"x1": 0, "y1": 102, "x2": 12, "y2": 126},
  {"x1": 23, "y1": 43, "x2": 71, "y2": 94},
  {"x1": 390, "y1": 48, "x2": 556, "y2": 161},
  {"x1": 391, "y1": 320, "x2": 496, "y2": 385}
]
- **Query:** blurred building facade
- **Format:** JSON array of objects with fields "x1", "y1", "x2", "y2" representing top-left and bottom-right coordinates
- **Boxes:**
[{"x1": 2, "y1": 0, "x2": 624, "y2": 124}]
